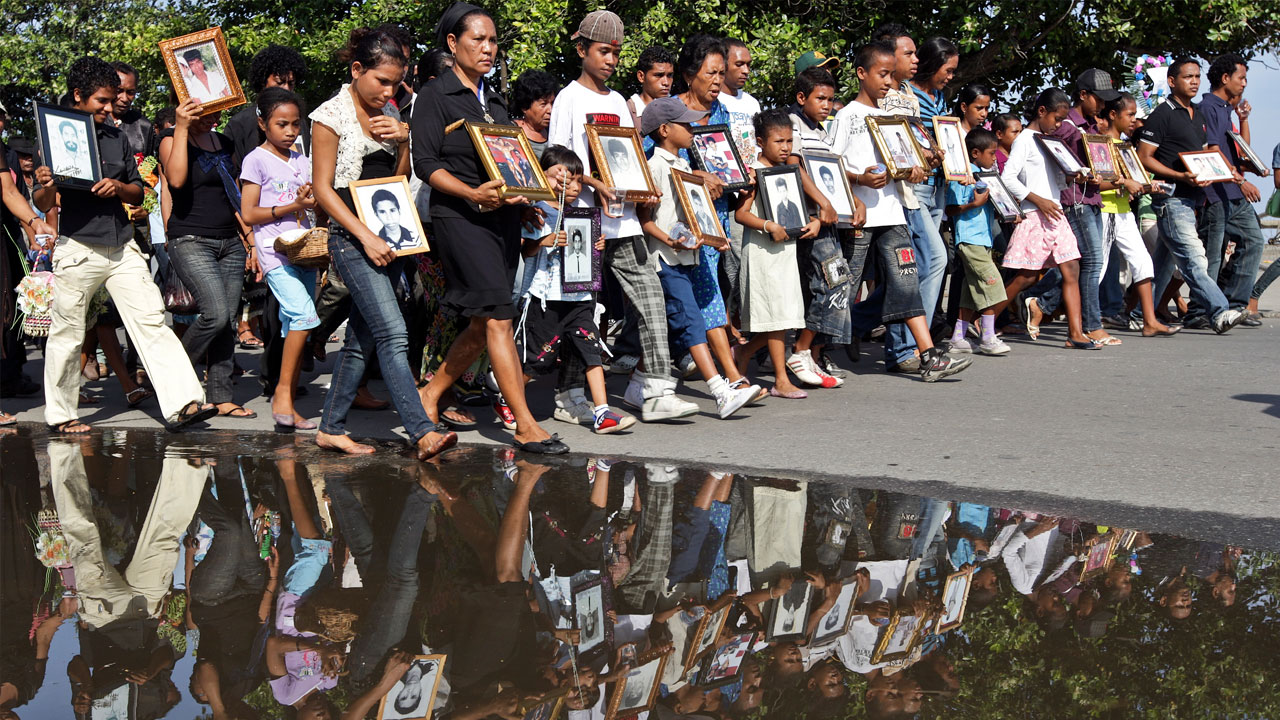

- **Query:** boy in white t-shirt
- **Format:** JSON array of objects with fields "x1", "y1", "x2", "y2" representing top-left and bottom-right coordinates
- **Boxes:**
[
  {"x1": 719, "y1": 39, "x2": 763, "y2": 164},
  {"x1": 625, "y1": 46, "x2": 675, "y2": 125},
  {"x1": 547, "y1": 10, "x2": 698, "y2": 421},
  {"x1": 832, "y1": 41, "x2": 971, "y2": 382}
]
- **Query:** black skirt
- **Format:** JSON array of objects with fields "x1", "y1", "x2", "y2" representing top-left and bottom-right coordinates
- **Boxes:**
[{"x1": 431, "y1": 198, "x2": 521, "y2": 320}]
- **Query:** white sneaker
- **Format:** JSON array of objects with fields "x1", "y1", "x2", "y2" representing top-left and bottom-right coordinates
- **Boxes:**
[
  {"x1": 977, "y1": 338, "x2": 1011, "y2": 355},
  {"x1": 553, "y1": 390, "x2": 593, "y2": 425},
  {"x1": 623, "y1": 377, "x2": 645, "y2": 410},
  {"x1": 674, "y1": 353, "x2": 698, "y2": 379},
  {"x1": 809, "y1": 354, "x2": 845, "y2": 388},
  {"x1": 643, "y1": 393, "x2": 699, "y2": 421},
  {"x1": 949, "y1": 337, "x2": 974, "y2": 353},
  {"x1": 786, "y1": 350, "x2": 825, "y2": 386},
  {"x1": 715, "y1": 384, "x2": 757, "y2": 419}
]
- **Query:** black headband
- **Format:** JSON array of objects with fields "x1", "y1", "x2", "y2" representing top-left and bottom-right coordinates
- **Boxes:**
[{"x1": 435, "y1": 2, "x2": 484, "y2": 48}]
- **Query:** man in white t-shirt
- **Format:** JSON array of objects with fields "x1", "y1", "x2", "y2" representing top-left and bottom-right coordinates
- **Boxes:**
[
  {"x1": 719, "y1": 39, "x2": 763, "y2": 164},
  {"x1": 625, "y1": 46, "x2": 675, "y2": 126},
  {"x1": 548, "y1": 10, "x2": 698, "y2": 422}
]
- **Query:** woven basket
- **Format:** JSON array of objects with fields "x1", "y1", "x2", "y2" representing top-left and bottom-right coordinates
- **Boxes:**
[
  {"x1": 21, "y1": 313, "x2": 52, "y2": 337},
  {"x1": 274, "y1": 227, "x2": 331, "y2": 269}
]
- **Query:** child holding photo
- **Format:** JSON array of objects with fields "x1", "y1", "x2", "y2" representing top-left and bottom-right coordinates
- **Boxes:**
[
  {"x1": 732, "y1": 109, "x2": 817, "y2": 398},
  {"x1": 999, "y1": 88, "x2": 1096, "y2": 349}
]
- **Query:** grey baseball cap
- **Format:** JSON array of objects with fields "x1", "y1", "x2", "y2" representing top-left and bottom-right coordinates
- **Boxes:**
[{"x1": 640, "y1": 96, "x2": 707, "y2": 136}]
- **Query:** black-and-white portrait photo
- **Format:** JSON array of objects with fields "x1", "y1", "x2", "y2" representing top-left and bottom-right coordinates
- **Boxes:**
[
  {"x1": 36, "y1": 104, "x2": 98, "y2": 187},
  {"x1": 562, "y1": 218, "x2": 593, "y2": 285},
  {"x1": 617, "y1": 656, "x2": 661, "y2": 711},
  {"x1": 769, "y1": 582, "x2": 811, "y2": 640},
  {"x1": 812, "y1": 158, "x2": 853, "y2": 216},
  {"x1": 769, "y1": 176, "x2": 805, "y2": 231},
  {"x1": 379, "y1": 655, "x2": 444, "y2": 720},
  {"x1": 574, "y1": 582, "x2": 605, "y2": 653},
  {"x1": 351, "y1": 177, "x2": 429, "y2": 256},
  {"x1": 603, "y1": 137, "x2": 647, "y2": 192}
]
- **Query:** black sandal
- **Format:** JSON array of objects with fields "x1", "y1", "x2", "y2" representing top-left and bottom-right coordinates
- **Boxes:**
[
  {"x1": 169, "y1": 401, "x2": 217, "y2": 431},
  {"x1": 512, "y1": 433, "x2": 569, "y2": 455},
  {"x1": 49, "y1": 419, "x2": 92, "y2": 434}
]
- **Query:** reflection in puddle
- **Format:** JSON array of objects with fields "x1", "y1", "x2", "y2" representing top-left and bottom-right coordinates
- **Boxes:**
[{"x1": 2, "y1": 429, "x2": 1277, "y2": 719}]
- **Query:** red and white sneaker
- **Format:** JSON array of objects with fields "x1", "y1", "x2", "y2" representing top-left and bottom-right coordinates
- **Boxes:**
[
  {"x1": 593, "y1": 409, "x2": 637, "y2": 435},
  {"x1": 787, "y1": 349, "x2": 842, "y2": 388},
  {"x1": 493, "y1": 395, "x2": 517, "y2": 430}
]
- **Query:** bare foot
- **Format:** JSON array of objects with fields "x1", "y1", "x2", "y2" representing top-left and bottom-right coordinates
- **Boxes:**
[
  {"x1": 418, "y1": 385, "x2": 440, "y2": 424},
  {"x1": 316, "y1": 431, "x2": 375, "y2": 455},
  {"x1": 415, "y1": 430, "x2": 458, "y2": 461}
]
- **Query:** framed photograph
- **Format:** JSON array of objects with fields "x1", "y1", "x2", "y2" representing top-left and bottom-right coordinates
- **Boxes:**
[
  {"x1": 33, "y1": 102, "x2": 100, "y2": 190},
  {"x1": 1117, "y1": 528, "x2": 1140, "y2": 550},
  {"x1": 755, "y1": 164, "x2": 809, "y2": 238},
  {"x1": 350, "y1": 176, "x2": 430, "y2": 256},
  {"x1": 975, "y1": 171, "x2": 1024, "y2": 222},
  {"x1": 1112, "y1": 142, "x2": 1151, "y2": 186},
  {"x1": 765, "y1": 581, "x2": 812, "y2": 643},
  {"x1": 683, "y1": 593, "x2": 734, "y2": 672},
  {"x1": 870, "y1": 611, "x2": 924, "y2": 664},
  {"x1": 866, "y1": 115, "x2": 926, "y2": 180},
  {"x1": 932, "y1": 116, "x2": 973, "y2": 182},
  {"x1": 802, "y1": 151, "x2": 858, "y2": 228},
  {"x1": 466, "y1": 122, "x2": 554, "y2": 201},
  {"x1": 606, "y1": 648, "x2": 670, "y2": 718},
  {"x1": 811, "y1": 581, "x2": 859, "y2": 646},
  {"x1": 376, "y1": 654, "x2": 446, "y2": 720},
  {"x1": 520, "y1": 695, "x2": 566, "y2": 720},
  {"x1": 1079, "y1": 532, "x2": 1120, "y2": 583},
  {"x1": 1035, "y1": 134, "x2": 1087, "y2": 175},
  {"x1": 1228, "y1": 130, "x2": 1268, "y2": 176},
  {"x1": 559, "y1": 207, "x2": 602, "y2": 293},
  {"x1": 688, "y1": 124, "x2": 751, "y2": 191},
  {"x1": 935, "y1": 567, "x2": 974, "y2": 634},
  {"x1": 571, "y1": 573, "x2": 613, "y2": 661},
  {"x1": 585, "y1": 124, "x2": 658, "y2": 201},
  {"x1": 1179, "y1": 149, "x2": 1237, "y2": 184},
  {"x1": 157, "y1": 28, "x2": 246, "y2": 116},
  {"x1": 696, "y1": 631, "x2": 757, "y2": 688},
  {"x1": 903, "y1": 116, "x2": 937, "y2": 155},
  {"x1": 671, "y1": 169, "x2": 728, "y2": 244},
  {"x1": 1082, "y1": 134, "x2": 1121, "y2": 181}
]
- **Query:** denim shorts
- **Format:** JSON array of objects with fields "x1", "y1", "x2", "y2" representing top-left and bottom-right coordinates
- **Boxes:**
[
  {"x1": 657, "y1": 259, "x2": 709, "y2": 352},
  {"x1": 868, "y1": 224, "x2": 926, "y2": 322},
  {"x1": 797, "y1": 227, "x2": 852, "y2": 344},
  {"x1": 265, "y1": 264, "x2": 319, "y2": 336}
]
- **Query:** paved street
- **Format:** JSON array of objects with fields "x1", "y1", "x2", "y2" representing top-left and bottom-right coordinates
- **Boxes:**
[{"x1": 8, "y1": 260, "x2": 1280, "y2": 549}]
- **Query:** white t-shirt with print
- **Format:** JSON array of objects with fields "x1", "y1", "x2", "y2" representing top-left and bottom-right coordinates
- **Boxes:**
[
  {"x1": 832, "y1": 101, "x2": 906, "y2": 227},
  {"x1": 548, "y1": 80, "x2": 643, "y2": 239},
  {"x1": 718, "y1": 88, "x2": 762, "y2": 164}
]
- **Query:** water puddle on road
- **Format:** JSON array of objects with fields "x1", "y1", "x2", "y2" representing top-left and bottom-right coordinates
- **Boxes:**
[{"x1": 2, "y1": 428, "x2": 1276, "y2": 719}]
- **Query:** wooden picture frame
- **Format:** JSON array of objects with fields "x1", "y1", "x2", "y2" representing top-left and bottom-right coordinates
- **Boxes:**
[
  {"x1": 811, "y1": 580, "x2": 859, "y2": 647},
  {"x1": 975, "y1": 171, "x2": 1025, "y2": 222},
  {"x1": 1179, "y1": 149, "x2": 1236, "y2": 184},
  {"x1": 349, "y1": 176, "x2": 430, "y2": 256},
  {"x1": 689, "y1": 124, "x2": 751, "y2": 191},
  {"x1": 376, "y1": 654, "x2": 446, "y2": 720},
  {"x1": 683, "y1": 593, "x2": 734, "y2": 673},
  {"x1": 519, "y1": 694, "x2": 567, "y2": 720},
  {"x1": 935, "y1": 567, "x2": 975, "y2": 634},
  {"x1": 559, "y1": 207, "x2": 602, "y2": 293},
  {"x1": 1117, "y1": 529, "x2": 1140, "y2": 551},
  {"x1": 765, "y1": 582, "x2": 812, "y2": 642},
  {"x1": 1112, "y1": 142, "x2": 1152, "y2": 186},
  {"x1": 1079, "y1": 532, "x2": 1120, "y2": 583},
  {"x1": 606, "y1": 647, "x2": 670, "y2": 719},
  {"x1": 466, "y1": 122, "x2": 554, "y2": 201},
  {"x1": 696, "y1": 631, "x2": 757, "y2": 688},
  {"x1": 1082, "y1": 134, "x2": 1121, "y2": 181},
  {"x1": 802, "y1": 151, "x2": 859, "y2": 228},
  {"x1": 586, "y1": 124, "x2": 658, "y2": 201},
  {"x1": 866, "y1": 115, "x2": 927, "y2": 180},
  {"x1": 932, "y1": 116, "x2": 973, "y2": 182},
  {"x1": 571, "y1": 572, "x2": 614, "y2": 662},
  {"x1": 1228, "y1": 130, "x2": 1268, "y2": 176},
  {"x1": 755, "y1": 164, "x2": 809, "y2": 238},
  {"x1": 32, "y1": 102, "x2": 101, "y2": 190},
  {"x1": 671, "y1": 169, "x2": 728, "y2": 244},
  {"x1": 1035, "y1": 134, "x2": 1087, "y2": 176},
  {"x1": 870, "y1": 611, "x2": 924, "y2": 664},
  {"x1": 158, "y1": 28, "x2": 246, "y2": 116}
]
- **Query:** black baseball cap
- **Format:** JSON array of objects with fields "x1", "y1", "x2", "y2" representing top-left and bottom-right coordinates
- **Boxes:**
[{"x1": 1077, "y1": 68, "x2": 1122, "y2": 102}]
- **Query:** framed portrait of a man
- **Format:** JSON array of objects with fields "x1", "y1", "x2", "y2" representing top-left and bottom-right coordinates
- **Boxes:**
[
  {"x1": 585, "y1": 124, "x2": 658, "y2": 202},
  {"x1": 801, "y1": 150, "x2": 858, "y2": 228},
  {"x1": 560, "y1": 207, "x2": 602, "y2": 293},
  {"x1": 158, "y1": 27, "x2": 246, "y2": 116},
  {"x1": 376, "y1": 654, "x2": 446, "y2": 720},
  {"x1": 671, "y1": 169, "x2": 727, "y2": 245},
  {"x1": 350, "y1": 176, "x2": 429, "y2": 256},
  {"x1": 1112, "y1": 142, "x2": 1151, "y2": 186},
  {"x1": 755, "y1": 164, "x2": 809, "y2": 238},
  {"x1": 33, "y1": 102, "x2": 100, "y2": 190},
  {"x1": 1035, "y1": 134, "x2": 1087, "y2": 176}
]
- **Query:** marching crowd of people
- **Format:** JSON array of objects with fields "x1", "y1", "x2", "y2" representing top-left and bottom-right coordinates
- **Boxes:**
[{"x1": 2, "y1": 6, "x2": 1277, "y2": 459}]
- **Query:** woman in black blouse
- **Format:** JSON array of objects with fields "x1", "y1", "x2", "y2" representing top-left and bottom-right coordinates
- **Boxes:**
[
  {"x1": 412, "y1": 2, "x2": 566, "y2": 454},
  {"x1": 159, "y1": 100, "x2": 256, "y2": 419}
]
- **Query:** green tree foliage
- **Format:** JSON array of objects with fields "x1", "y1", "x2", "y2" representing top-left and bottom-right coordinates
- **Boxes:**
[{"x1": 4, "y1": 0, "x2": 1278, "y2": 134}]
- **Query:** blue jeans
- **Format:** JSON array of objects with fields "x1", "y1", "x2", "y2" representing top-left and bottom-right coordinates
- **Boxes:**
[
  {"x1": 885, "y1": 188, "x2": 946, "y2": 364},
  {"x1": 168, "y1": 234, "x2": 246, "y2": 404},
  {"x1": 1200, "y1": 198, "x2": 1267, "y2": 310},
  {"x1": 319, "y1": 228, "x2": 436, "y2": 443},
  {"x1": 1027, "y1": 205, "x2": 1104, "y2": 331},
  {"x1": 1099, "y1": 242, "x2": 1125, "y2": 317},
  {"x1": 1151, "y1": 196, "x2": 1229, "y2": 320},
  {"x1": 1253, "y1": 255, "x2": 1280, "y2": 301}
]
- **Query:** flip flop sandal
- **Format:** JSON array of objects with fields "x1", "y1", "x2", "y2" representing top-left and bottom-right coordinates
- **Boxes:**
[
  {"x1": 513, "y1": 434, "x2": 569, "y2": 455},
  {"x1": 49, "y1": 419, "x2": 92, "y2": 434},
  {"x1": 218, "y1": 405, "x2": 258, "y2": 418},
  {"x1": 439, "y1": 408, "x2": 477, "y2": 429},
  {"x1": 1092, "y1": 336, "x2": 1122, "y2": 346},
  {"x1": 1023, "y1": 296, "x2": 1041, "y2": 341},
  {"x1": 169, "y1": 401, "x2": 218, "y2": 430},
  {"x1": 1063, "y1": 339, "x2": 1101, "y2": 351},
  {"x1": 237, "y1": 331, "x2": 265, "y2": 349},
  {"x1": 126, "y1": 387, "x2": 155, "y2": 408}
]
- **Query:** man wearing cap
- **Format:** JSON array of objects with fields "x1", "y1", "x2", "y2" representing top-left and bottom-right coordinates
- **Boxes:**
[
  {"x1": 1024, "y1": 69, "x2": 1120, "y2": 346},
  {"x1": 1199, "y1": 52, "x2": 1265, "y2": 325},
  {"x1": 548, "y1": 9, "x2": 699, "y2": 422}
]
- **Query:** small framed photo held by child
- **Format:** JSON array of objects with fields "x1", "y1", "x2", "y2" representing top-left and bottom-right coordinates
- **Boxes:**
[
  {"x1": 755, "y1": 164, "x2": 809, "y2": 238},
  {"x1": 670, "y1": 169, "x2": 728, "y2": 245},
  {"x1": 975, "y1": 171, "x2": 1024, "y2": 222},
  {"x1": 932, "y1": 116, "x2": 973, "y2": 182},
  {"x1": 1082, "y1": 134, "x2": 1121, "y2": 181},
  {"x1": 801, "y1": 150, "x2": 859, "y2": 228},
  {"x1": 865, "y1": 115, "x2": 927, "y2": 179},
  {"x1": 559, "y1": 207, "x2": 603, "y2": 293},
  {"x1": 586, "y1": 124, "x2": 659, "y2": 201},
  {"x1": 1035, "y1": 134, "x2": 1087, "y2": 176},
  {"x1": 688, "y1": 124, "x2": 751, "y2": 191},
  {"x1": 1113, "y1": 142, "x2": 1152, "y2": 187}
]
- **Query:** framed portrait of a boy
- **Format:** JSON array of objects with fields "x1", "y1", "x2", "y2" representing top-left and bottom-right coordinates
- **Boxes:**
[
  {"x1": 33, "y1": 102, "x2": 101, "y2": 190},
  {"x1": 802, "y1": 150, "x2": 858, "y2": 228},
  {"x1": 866, "y1": 115, "x2": 927, "y2": 180},
  {"x1": 606, "y1": 648, "x2": 670, "y2": 719},
  {"x1": 755, "y1": 164, "x2": 809, "y2": 238},
  {"x1": 350, "y1": 176, "x2": 430, "y2": 256},
  {"x1": 466, "y1": 122, "x2": 554, "y2": 201},
  {"x1": 671, "y1": 169, "x2": 727, "y2": 245},
  {"x1": 976, "y1": 171, "x2": 1024, "y2": 222},
  {"x1": 586, "y1": 124, "x2": 658, "y2": 202},
  {"x1": 689, "y1": 124, "x2": 751, "y2": 191},
  {"x1": 559, "y1": 207, "x2": 602, "y2": 293},
  {"x1": 376, "y1": 654, "x2": 446, "y2": 720},
  {"x1": 158, "y1": 28, "x2": 246, "y2": 116}
]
